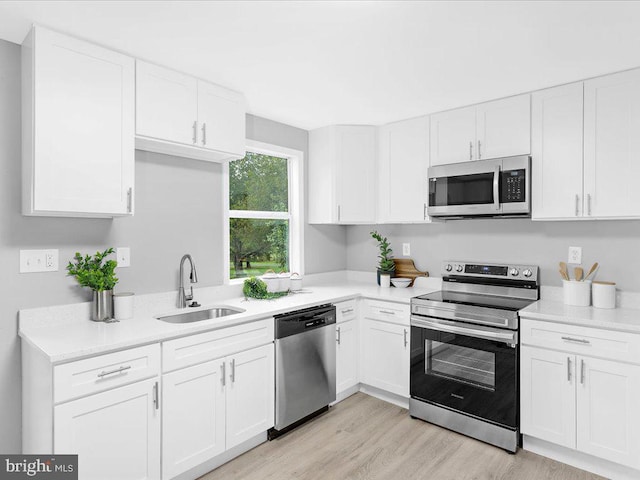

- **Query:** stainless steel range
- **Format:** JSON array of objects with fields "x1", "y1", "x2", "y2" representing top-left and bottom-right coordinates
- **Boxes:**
[{"x1": 409, "y1": 261, "x2": 539, "y2": 452}]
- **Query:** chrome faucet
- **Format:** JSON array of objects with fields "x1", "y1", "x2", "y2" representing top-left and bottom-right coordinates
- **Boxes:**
[{"x1": 178, "y1": 254, "x2": 199, "y2": 308}]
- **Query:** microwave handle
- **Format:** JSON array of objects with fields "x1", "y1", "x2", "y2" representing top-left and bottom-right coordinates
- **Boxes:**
[{"x1": 493, "y1": 166, "x2": 500, "y2": 211}]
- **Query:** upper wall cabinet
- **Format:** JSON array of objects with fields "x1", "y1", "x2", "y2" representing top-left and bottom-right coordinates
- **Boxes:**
[
  {"x1": 430, "y1": 94, "x2": 531, "y2": 166},
  {"x1": 135, "y1": 61, "x2": 246, "y2": 163},
  {"x1": 22, "y1": 27, "x2": 135, "y2": 217},
  {"x1": 308, "y1": 126, "x2": 376, "y2": 224},
  {"x1": 377, "y1": 116, "x2": 431, "y2": 223}
]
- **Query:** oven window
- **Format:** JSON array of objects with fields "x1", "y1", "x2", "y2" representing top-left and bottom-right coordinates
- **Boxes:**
[
  {"x1": 426, "y1": 340, "x2": 496, "y2": 390},
  {"x1": 429, "y1": 172, "x2": 494, "y2": 206}
]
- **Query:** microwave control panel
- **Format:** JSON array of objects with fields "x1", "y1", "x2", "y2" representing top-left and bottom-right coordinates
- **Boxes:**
[{"x1": 501, "y1": 169, "x2": 526, "y2": 203}]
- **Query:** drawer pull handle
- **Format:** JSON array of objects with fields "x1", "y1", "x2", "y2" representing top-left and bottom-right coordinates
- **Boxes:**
[
  {"x1": 561, "y1": 336, "x2": 590, "y2": 345},
  {"x1": 341, "y1": 308, "x2": 354, "y2": 314},
  {"x1": 567, "y1": 357, "x2": 571, "y2": 382},
  {"x1": 580, "y1": 359, "x2": 585, "y2": 385},
  {"x1": 153, "y1": 381, "x2": 159, "y2": 410},
  {"x1": 97, "y1": 365, "x2": 131, "y2": 378},
  {"x1": 380, "y1": 310, "x2": 396, "y2": 315}
]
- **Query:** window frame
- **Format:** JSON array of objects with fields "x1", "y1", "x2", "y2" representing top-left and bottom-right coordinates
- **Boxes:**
[{"x1": 223, "y1": 139, "x2": 304, "y2": 284}]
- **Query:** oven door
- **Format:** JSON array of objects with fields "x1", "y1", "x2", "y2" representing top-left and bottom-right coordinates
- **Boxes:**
[{"x1": 410, "y1": 316, "x2": 518, "y2": 428}]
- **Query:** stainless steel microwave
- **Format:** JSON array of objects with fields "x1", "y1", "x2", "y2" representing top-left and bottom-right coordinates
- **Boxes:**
[{"x1": 427, "y1": 155, "x2": 531, "y2": 219}]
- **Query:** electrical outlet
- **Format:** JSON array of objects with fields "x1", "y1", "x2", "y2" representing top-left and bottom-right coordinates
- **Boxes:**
[
  {"x1": 568, "y1": 246, "x2": 582, "y2": 265},
  {"x1": 20, "y1": 249, "x2": 59, "y2": 273},
  {"x1": 402, "y1": 243, "x2": 410, "y2": 256},
  {"x1": 116, "y1": 247, "x2": 131, "y2": 268}
]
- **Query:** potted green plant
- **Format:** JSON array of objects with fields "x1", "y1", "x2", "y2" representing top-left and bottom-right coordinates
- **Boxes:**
[
  {"x1": 66, "y1": 248, "x2": 118, "y2": 321},
  {"x1": 370, "y1": 231, "x2": 395, "y2": 286}
]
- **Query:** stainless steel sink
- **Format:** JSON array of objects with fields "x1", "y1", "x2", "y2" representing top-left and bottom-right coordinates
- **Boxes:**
[{"x1": 156, "y1": 306, "x2": 245, "y2": 324}]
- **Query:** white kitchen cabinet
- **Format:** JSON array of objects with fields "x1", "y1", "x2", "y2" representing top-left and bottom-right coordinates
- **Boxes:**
[
  {"x1": 336, "y1": 320, "x2": 358, "y2": 395},
  {"x1": 54, "y1": 377, "x2": 160, "y2": 480},
  {"x1": 135, "y1": 60, "x2": 246, "y2": 163},
  {"x1": 377, "y1": 116, "x2": 431, "y2": 223},
  {"x1": 584, "y1": 68, "x2": 640, "y2": 218},
  {"x1": 430, "y1": 95, "x2": 530, "y2": 166},
  {"x1": 531, "y1": 82, "x2": 585, "y2": 220},
  {"x1": 22, "y1": 26, "x2": 135, "y2": 217},
  {"x1": 308, "y1": 125, "x2": 376, "y2": 224}
]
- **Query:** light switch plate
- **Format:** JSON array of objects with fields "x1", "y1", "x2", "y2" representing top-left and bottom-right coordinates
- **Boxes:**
[
  {"x1": 402, "y1": 243, "x2": 410, "y2": 256},
  {"x1": 568, "y1": 246, "x2": 582, "y2": 265},
  {"x1": 20, "y1": 249, "x2": 59, "y2": 273},
  {"x1": 116, "y1": 247, "x2": 130, "y2": 268}
]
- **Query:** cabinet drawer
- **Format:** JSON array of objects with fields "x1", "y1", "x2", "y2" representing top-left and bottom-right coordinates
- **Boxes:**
[
  {"x1": 163, "y1": 319, "x2": 274, "y2": 372},
  {"x1": 54, "y1": 344, "x2": 160, "y2": 404},
  {"x1": 363, "y1": 299, "x2": 409, "y2": 326},
  {"x1": 336, "y1": 299, "x2": 357, "y2": 323},
  {"x1": 521, "y1": 318, "x2": 640, "y2": 364}
]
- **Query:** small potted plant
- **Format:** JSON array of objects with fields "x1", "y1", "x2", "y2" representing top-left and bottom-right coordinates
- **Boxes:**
[
  {"x1": 67, "y1": 248, "x2": 118, "y2": 321},
  {"x1": 370, "y1": 231, "x2": 395, "y2": 287}
]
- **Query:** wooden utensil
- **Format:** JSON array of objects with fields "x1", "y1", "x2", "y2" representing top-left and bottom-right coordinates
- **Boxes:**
[
  {"x1": 559, "y1": 262, "x2": 569, "y2": 281},
  {"x1": 559, "y1": 268, "x2": 569, "y2": 281},
  {"x1": 574, "y1": 267, "x2": 584, "y2": 281},
  {"x1": 584, "y1": 262, "x2": 599, "y2": 281}
]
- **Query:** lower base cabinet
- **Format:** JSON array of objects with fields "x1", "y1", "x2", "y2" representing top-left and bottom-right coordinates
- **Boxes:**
[
  {"x1": 162, "y1": 343, "x2": 274, "y2": 480},
  {"x1": 336, "y1": 319, "x2": 358, "y2": 394},
  {"x1": 54, "y1": 377, "x2": 161, "y2": 480}
]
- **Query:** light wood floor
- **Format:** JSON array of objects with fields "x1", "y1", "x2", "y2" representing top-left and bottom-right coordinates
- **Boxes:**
[{"x1": 200, "y1": 393, "x2": 604, "y2": 480}]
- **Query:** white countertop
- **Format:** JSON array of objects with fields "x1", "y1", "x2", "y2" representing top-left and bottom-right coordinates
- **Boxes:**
[
  {"x1": 19, "y1": 274, "x2": 440, "y2": 363},
  {"x1": 519, "y1": 299, "x2": 640, "y2": 334}
]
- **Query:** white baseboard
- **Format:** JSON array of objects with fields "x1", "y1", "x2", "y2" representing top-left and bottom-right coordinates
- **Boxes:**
[
  {"x1": 523, "y1": 435, "x2": 640, "y2": 480},
  {"x1": 359, "y1": 384, "x2": 409, "y2": 409},
  {"x1": 332, "y1": 384, "x2": 360, "y2": 405}
]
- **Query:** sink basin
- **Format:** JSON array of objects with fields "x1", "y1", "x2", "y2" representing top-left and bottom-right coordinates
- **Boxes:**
[{"x1": 156, "y1": 306, "x2": 245, "y2": 324}]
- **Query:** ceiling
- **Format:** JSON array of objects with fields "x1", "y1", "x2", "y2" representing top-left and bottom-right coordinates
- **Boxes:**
[{"x1": 2, "y1": 1, "x2": 640, "y2": 130}]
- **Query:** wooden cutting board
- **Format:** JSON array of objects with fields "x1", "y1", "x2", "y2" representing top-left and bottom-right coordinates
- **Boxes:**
[{"x1": 393, "y1": 259, "x2": 428, "y2": 287}]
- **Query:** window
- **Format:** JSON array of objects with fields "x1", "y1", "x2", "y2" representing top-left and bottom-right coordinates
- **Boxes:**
[{"x1": 224, "y1": 140, "x2": 303, "y2": 281}]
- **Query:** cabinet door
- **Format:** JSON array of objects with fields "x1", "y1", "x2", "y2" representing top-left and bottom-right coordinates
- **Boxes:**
[
  {"x1": 54, "y1": 378, "x2": 160, "y2": 480},
  {"x1": 336, "y1": 126, "x2": 377, "y2": 223},
  {"x1": 197, "y1": 80, "x2": 246, "y2": 158},
  {"x1": 136, "y1": 60, "x2": 198, "y2": 146},
  {"x1": 28, "y1": 27, "x2": 134, "y2": 216},
  {"x1": 162, "y1": 360, "x2": 226, "y2": 480},
  {"x1": 531, "y1": 83, "x2": 584, "y2": 220},
  {"x1": 378, "y1": 116, "x2": 430, "y2": 223},
  {"x1": 520, "y1": 347, "x2": 575, "y2": 448},
  {"x1": 476, "y1": 94, "x2": 531, "y2": 160},
  {"x1": 361, "y1": 319, "x2": 409, "y2": 397},
  {"x1": 336, "y1": 320, "x2": 358, "y2": 394},
  {"x1": 576, "y1": 356, "x2": 640, "y2": 469},
  {"x1": 226, "y1": 344, "x2": 275, "y2": 450},
  {"x1": 429, "y1": 106, "x2": 476, "y2": 166},
  {"x1": 584, "y1": 68, "x2": 640, "y2": 218}
]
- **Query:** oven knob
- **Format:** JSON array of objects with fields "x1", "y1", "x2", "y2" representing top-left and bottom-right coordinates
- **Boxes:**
[
  {"x1": 456, "y1": 265, "x2": 463, "y2": 272},
  {"x1": 523, "y1": 269, "x2": 532, "y2": 278},
  {"x1": 445, "y1": 264, "x2": 452, "y2": 272},
  {"x1": 510, "y1": 268, "x2": 519, "y2": 277}
]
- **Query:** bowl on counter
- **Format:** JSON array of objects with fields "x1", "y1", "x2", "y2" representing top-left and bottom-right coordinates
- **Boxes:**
[{"x1": 391, "y1": 278, "x2": 412, "y2": 288}]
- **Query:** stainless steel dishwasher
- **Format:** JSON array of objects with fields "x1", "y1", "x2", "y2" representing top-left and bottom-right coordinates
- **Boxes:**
[{"x1": 269, "y1": 304, "x2": 336, "y2": 439}]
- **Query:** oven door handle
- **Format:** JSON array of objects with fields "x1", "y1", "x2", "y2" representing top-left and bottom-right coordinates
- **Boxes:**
[
  {"x1": 493, "y1": 165, "x2": 501, "y2": 211},
  {"x1": 411, "y1": 317, "x2": 517, "y2": 345}
]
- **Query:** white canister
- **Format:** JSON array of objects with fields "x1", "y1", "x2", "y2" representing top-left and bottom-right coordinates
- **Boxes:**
[
  {"x1": 290, "y1": 273, "x2": 303, "y2": 291},
  {"x1": 380, "y1": 273, "x2": 391, "y2": 288},
  {"x1": 592, "y1": 281, "x2": 616, "y2": 309},
  {"x1": 113, "y1": 292, "x2": 135, "y2": 320},
  {"x1": 563, "y1": 280, "x2": 591, "y2": 307},
  {"x1": 261, "y1": 271, "x2": 279, "y2": 293},
  {"x1": 278, "y1": 272, "x2": 291, "y2": 292}
]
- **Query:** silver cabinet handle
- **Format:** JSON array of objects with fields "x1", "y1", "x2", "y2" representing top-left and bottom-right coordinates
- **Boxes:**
[
  {"x1": 580, "y1": 359, "x2": 585, "y2": 384},
  {"x1": 567, "y1": 357, "x2": 572, "y2": 382},
  {"x1": 341, "y1": 308, "x2": 353, "y2": 315},
  {"x1": 587, "y1": 194, "x2": 592, "y2": 215},
  {"x1": 192, "y1": 121, "x2": 197, "y2": 144},
  {"x1": 379, "y1": 310, "x2": 396, "y2": 315},
  {"x1": 153, "y1": 381, "x2": 159, "y2": 410},
  {"x1": 478, "y1": 140, "x2": 482, "y2": 159},
  {"x1": 561, "y1": 336, "x2": 590, "y2": 345},
  {"x1": 337, "y1": 326, "x2": 341, "y2": 345},
  {"x1": 337, "y1": 204, "x2": 341, "y2": 221},
  {"x1": 221, "y1": 362, "x2": 226, "y2": 386},
  {"x1": 423, "y1": 203, "x2": 427, "y2": 220},
  {"x1": 404, "y1": 329, "x2": 408, "y2": 348},
  {"x1": 575, "y1": 194, "x2": 579, "y2": 216},
  {"x1": 493, "y1": 166, "x2": 500, "y2": 211},
  {"x1": 97, "y1": 365, "x2": 131, "y2": 378},
  {"x1": 127, "y1": 187, "x2": 132, "y2": 213},
  {"x1": 202, "y1": 123, "x2": 207, "y2": 146},
  {"x1": 469, "y1": 141, "x2": 473, "y2": 160},
  {"x1": 230, "y1": 359, "x2": 236, "y2": 383}
]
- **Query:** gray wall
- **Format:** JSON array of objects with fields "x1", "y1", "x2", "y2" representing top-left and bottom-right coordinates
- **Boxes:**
[
  {"x1": 347, "y1": 220, "x2": 639, "y2": 291},
  {"x1": 0, "y1": 40, "x2": 346, "y2": 453}
]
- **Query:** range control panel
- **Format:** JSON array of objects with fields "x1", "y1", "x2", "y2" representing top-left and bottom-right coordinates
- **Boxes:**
[{"x1": 441, "y1": 261, "x2": 538, "y2": 282}]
